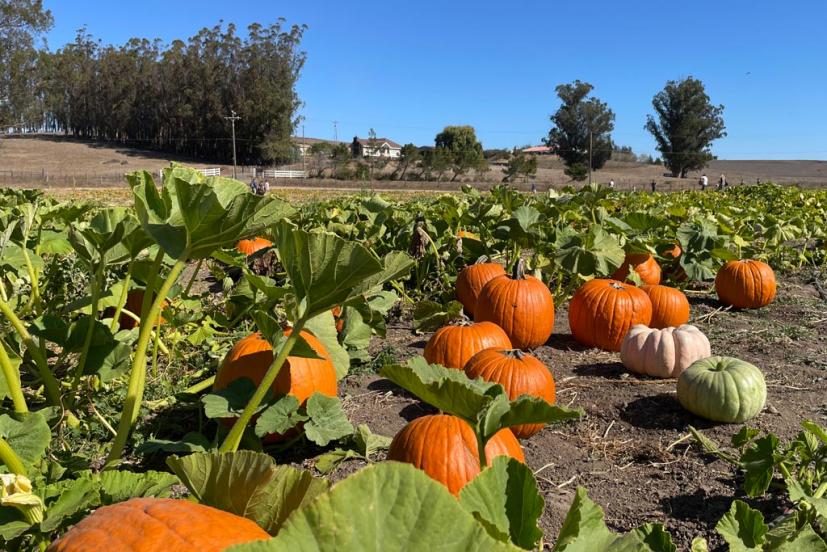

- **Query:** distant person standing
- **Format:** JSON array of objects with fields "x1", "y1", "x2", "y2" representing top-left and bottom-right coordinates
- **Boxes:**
[
  {"x1": 531, "y1": 182, "x2": 537, "y2": 193},
  {"x1": 718, "y1": 174, "x2": 727, "y2": 190},
  {"x1": 263, "y1": 179, "x2": 271, "y2": 194},
  {"x1": 250, "y1": 177, "x2": 258, "y2": 194},
  {"x1": 700, "y1": 174, "x2": 709, "y2": 191},
  {"x1": 650, "y1": 179, "x2": 657, "y2": 192},
  {"x1": 608, "y1": 179, "x2": 615, "y2": 189}
]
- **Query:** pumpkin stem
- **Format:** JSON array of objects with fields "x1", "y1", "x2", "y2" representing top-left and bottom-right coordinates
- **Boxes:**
[
  {"x1": 474, "y1": 255, "x2": 490, "y2": 265},
  {"x1": 511, "y1": 258, "x2": 526, "y2": 280},
  {"x1": 610, "y1": 281, "x2": 625, "y2": 289},
  {"x1": 501, "y1": 349, "x2": 527, "y2": 360}
]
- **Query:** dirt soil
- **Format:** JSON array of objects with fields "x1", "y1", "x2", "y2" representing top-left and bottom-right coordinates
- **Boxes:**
[{"x1": 321, "y1": 274, "x2": 826, "y2": 550}]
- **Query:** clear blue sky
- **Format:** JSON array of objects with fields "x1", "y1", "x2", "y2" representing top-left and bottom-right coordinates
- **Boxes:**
[{"x1": 43, "y1": 1, "x2": 827, "y2": 160}]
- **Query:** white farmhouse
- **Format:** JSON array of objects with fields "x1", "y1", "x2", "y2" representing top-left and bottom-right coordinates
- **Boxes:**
[{"x1": 351, "y1": 136, "x2": 402, "y2": 158}]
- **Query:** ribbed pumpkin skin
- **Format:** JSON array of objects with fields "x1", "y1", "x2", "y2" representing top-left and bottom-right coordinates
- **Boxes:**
[
  {"x1": 213, "y1": 331, "x2": 337, "y2": 440},
  {"x1": 464, "y1": 349, "x2": 556, "y2": 438},
  {"x1": 612, "y1": 253, "x2": 662, "y2": 285},
  {"x1": 47, "y1": 498, "x2": 269, "y2": 552},
  {"x1": 641, "y1": 285, "x2": 690, "y2": 329},
  {"x1": 236, "y1": 237, "x2": 272, "y2": 256},
  {"x1": 475, "y1": 273, "x2": 555, "y2": 350},
  {"x1": 620, "y1": 324, "x2": 711, "y2": 378},
  {"x1": 455, "y1": 262, "x2": 506, "y2": 316},
  {"x1": 569, "y1": 279, "x2": 653, "y2": 352},
  {"x1": 423, "y1": 322, "x2": 512, "y2": 370},
  {"x1": 677, "y1": 356, "x2": 766, "y2": 423},
  {"x1": 715, "y1": 260, "x2": 776, "y2": 309},
  {"x1": 387, "y1": 414, "x2": 525, "y2": 495}
]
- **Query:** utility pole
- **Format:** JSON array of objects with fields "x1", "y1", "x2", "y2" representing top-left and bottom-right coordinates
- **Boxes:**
[
  {"x1": 588, "y1": 130, "x2": 593, "y2": 185},
  {"x1": 224, "y1": 110, "x2": 241, "y2": 179},
  {"x1": 333, "y1": 120, "x2": 338, "y2": 143},
  {"x1": 301, "y1": 124, "x2": 306, "y2": 176}
]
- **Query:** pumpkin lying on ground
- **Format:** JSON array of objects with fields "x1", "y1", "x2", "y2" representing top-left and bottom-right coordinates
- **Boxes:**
[
  {"x1": 455, "y1": 257, "x2": 505, "y2": 317},
  {"x1": 213, "y1": 330, "x2": 337, "y2": 439},
  {"x1": 715, "y1": 259, "x2": 776, "y2": 309},
  {"x1": 620, "y1": 324, "x2": 711, "y2": 379},
  {"x1": 641, "y1": 284, "x2": 690, "y2": 328},
  {"x1": 676, "y1": 356, "x2": 767, "y2": 423},
  {"x1": 236, "y1": 237, "x2": 273, "y2": 256},
  {"x1": 47, "y1": 497, "x2": 269, "y2": 552},
  {"x1": 463, "y1": 348, "x2": 555, "y2": 438},
  {"x1": 423, "y1": 321, "x2": 511, "y2": 370},
  {"x1": 612, "y1": 253, "x2": 662, "y2": 285},
  {"x1": 569, "y1": 279, "x2": 652, "y2": 352},
  {"x1": 387, "y1": 414, "x2": 524, "y2": 495},
  {"x1": 474, "y1": 259, "x2": 554, "y2": 349}
]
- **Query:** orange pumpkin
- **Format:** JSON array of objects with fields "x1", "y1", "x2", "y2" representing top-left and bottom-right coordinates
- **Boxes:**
[
  {"x1": 641, "y1": 284, "x2": 690, "y2": 329},
  {"x1": 612, "y1": 253, "x2": 662, "y2": 285},
  {"x1": 47, "y1": 497, "x2": 269, "y2": 552},
  {"x1": 423, "y1": 321, "x2": 512, "y2": 370},
  {"x1": 660, "y1": 243, "x2": 682, "y2": 260},
  {"x1": 474, "y1": 260, "x2": 555, "y2": 349},
  {"x1": 455, "y1": 258, "x2": 505, "y2": 317},
  {"x1": 387, "y1": 414, "x2": 524, "y2": 495},
  {"x1": 464, "y1": 348, "x2": 555, "y2": 438},
  {"x1": 331, "y1": 305, "x2": 344, "y2": 334},
  {"x1": 569, "y1": 279, "x2": 653, "y2": 352},
  {"x1": 715, "y1": 260, "x2": 776, "y2": 309},
  {"x1": 213, "y1": 330, "x2": 337, "y2": 439},
  {"x1": 110, "y1": 289, "x2": 168, "y2": 330},
  {"x1": 236, "y1": 237, "x2": 272, "y2": 256}
]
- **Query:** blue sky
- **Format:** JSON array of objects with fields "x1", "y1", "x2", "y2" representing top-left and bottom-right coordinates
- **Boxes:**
[{"x1": 44, "y1": 1, "x2": 827, "y2": 159}]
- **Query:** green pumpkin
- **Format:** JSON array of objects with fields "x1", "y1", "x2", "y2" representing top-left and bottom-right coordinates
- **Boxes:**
[{"x1": 676, "y1": 356, "x2": 766, "y2": 423}]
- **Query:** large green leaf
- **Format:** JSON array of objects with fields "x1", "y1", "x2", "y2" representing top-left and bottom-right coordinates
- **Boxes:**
[
  {"x1": 166, "y1": 451, "x2": 328, "y2": 535},
  {"x1": 554, "y1": 226, "x2": 625, "y2": 278},
  {"x1": 610, "y1": 524, "x2": 677, "y2": 551},
  {"x1": 303, "y1": 393, "x2": 354, "y2": 447},
  {"x1": 553, "y1": 487, "x2": 616, "y2": 551},
  {"x1": 98, "y1": 470, "x2": 179, "y2": 504},
  {"x1": 304, "y1": 310, "x2": 350, "y2": 379},
  {"x1": 0, "y1": 412, "x2": 50, "y2": 471},
  {"x1": 715, "y1": 500, "x2": 768, "y2": 551},
  {"x1": 129, "y1": 168, "x2": 294, "y2": 261},
  {"x1": 740, "y1": 435, "x2": 778, "y2": 497},
  {"x1": 459, "y1": 457, "x2": 544, "y2": 549},
  {"x1": 40, "y1": 475, "x2": 100, "y2": 532},
  {"x1": 228, "y1": 462, "x2": 520, "y2": 551}
]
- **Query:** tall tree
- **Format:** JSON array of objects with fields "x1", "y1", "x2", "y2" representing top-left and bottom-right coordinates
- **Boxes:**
[
  {"x1": 396, "y1": 143, "x2": 420, "y2": 179},
  {"x1": 434, "y1": 125, "x2": 486, "y2": 181},
  {"x1": 544, "y1": 80, "x2": 615, "y2": 178},
  {"x1": 0, "y1": 0, "x2": 53, "y2": 128},
  {"x1": 645, "y1": 77, "x2": 726, "y2": 177}
]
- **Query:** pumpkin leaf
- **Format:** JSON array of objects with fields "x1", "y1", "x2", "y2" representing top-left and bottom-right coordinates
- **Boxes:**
[
  {"x1": 303, "y1": 394, "x2": 354, "y2": 447},
  {"x1": 740, "y1": 435, "x2": 778, "y2": 497},
  {"x1": 227, "y1": 462, "x2": 519, "y2": 551},
  {"x1": 554, "y1": 226, "x2": 625, "y2": 279},
  {"x1": 413, "y1": 300, "x2": 465, "y2": 332},
  {"x1": 254, "y1": 396, "x2": 307, "y2": 438},
  {"x1": 458, "y1": 457, "x2": 544, "y2": 550},
  {"x1": 715, "y1": 500, "x2": 768, "y2": 551},
  {"x1": 313, "y1": 424, "x2": 392, "y2": 474},
  {"x1": 0, "y1": 412, "x2": 51, "y2": 473},
  {"x1": 610, "y1": 524, "x2": 677, "y2": 551},
  {"x1": 552, "y1": 487, "x2": 617, "y2": 551},
  {"x1": 40, "y1": 475, "x2": 100, "y2": 533},
  {"x1": 98, "y1": 470, "x2": 179, "y2": 504},
  {"x1": 202, "y1": 378, "x2": 271, "y2": 420},
  {"x1": 167, "y1": 451, "x2": 328, "y2": 535},
  {"x1": 304, "y1": 310, "x2": 350, "y2": 379}
]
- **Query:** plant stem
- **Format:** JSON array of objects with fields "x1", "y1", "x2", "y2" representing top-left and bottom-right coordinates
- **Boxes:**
[
  {"x1": 141, "y1": 249, "x2": 165, "y2": 321},
  {"x1": 219, "y1": 319, "x2": 306, "y2": 453},
  {"x1": 183, "y1": 375, "x2": 215, "y2": 395},
  {"x1": 475, "y1": 432, "x2": 488, "y2": 469},
  {"x1": 0, "y1": 436, "x2": 26, "y2": 475},
  {"x1": 0, "y1": 297, "x2": 62, "y2": 408},
  {"x1": 183, "y1": 259, "x2": 203, "y2": 296},
  {"x1": 150, "y1": 312, "x2": 161, "y2": 378},
  {"x1": 0, "y1": 339, "x2": 28, "y2": 413},
  {"x1": 105, "y1": 258, "x2": 186, "y2": 468},
  {"x1": 20, "y1": 246, "x2": 40, "y2": 313},
  {"x1": 73, "y1": 263, "x2": 104, "y2": 388},
  {"x1": 109, "y1": 264, "x2": 133, "y2": 332}
]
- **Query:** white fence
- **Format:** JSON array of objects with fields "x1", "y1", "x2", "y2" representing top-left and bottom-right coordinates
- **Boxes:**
[{"x1": 258, "y1": 169, "x2": 307, "y2": 179}]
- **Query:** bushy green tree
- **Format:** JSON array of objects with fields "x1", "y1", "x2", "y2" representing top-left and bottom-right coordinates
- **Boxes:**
[
  {"x1": 396, "y1": 143, "x2": 420, "y2": 179},
  {"x1": 544, "y1": 80, "x2": 615, "y2": 172},
  {"x1": 645, "y1": 77, "x2": 726, "y2": 177},
  {"x1": 503, "y1": 154, "x2": 538, "y2": 182},
  {"x1": 434, "y1": 125, "x2": 487, "y2": 181}
]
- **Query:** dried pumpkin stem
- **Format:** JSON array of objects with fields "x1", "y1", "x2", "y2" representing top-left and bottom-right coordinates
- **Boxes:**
[
  {"x1": 105, "y1": 258, "x2": 187, "y2": 468},
  {"x1": 219, "y1": 318, "x2": 307, "y2": 453},
  {"x1": 511, "y1": 258, "x2": 526, "y2": 280}
]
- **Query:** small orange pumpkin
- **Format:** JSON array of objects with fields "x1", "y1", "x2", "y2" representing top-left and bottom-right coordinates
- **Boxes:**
[
  {"x1": 715, "y1": 260, "x2": 776, "y2": 309},
  {"x1": 331, "y1": 305, "x2": 344, "y2": 334},
  {"x1": 47, "y1": 497, "x2": 269, "y2": 552},
  {"x1": 641, "y1": 284, "x2": 690, "y2": 329},
  {"x1": 474, "y1": 260, "x2": 555, "y2": 349},
  {"x1": 455, "y1": 257, "x2": 505, "y2": 317},
  {"x1": 612, "y1": 253, "x2": 662, "y2": 285},
  {"x1": 569, "y1": 279, "x2": 653, "y2": 352},
  {"x1": 423, "y1": 321, "x2": 512, "y2": 370},
  {"x1": 387, "y1": 414, "x2": 524, "y2": 495},
  {"x1": 236, "y1": 237, "x2": 272, "y2": 256},
  {"x1": 213, "y1": 330, "x2": 337, "y2": 439},
  {"x1": 464, "y1": 348, "x2": 555, "y2": 438},
  {"x1": 110, "y1": 289, "x2": 168, "y2": 330},
  {"x1": 660, "y1": 243, "x2": 682, "y2": 260}
]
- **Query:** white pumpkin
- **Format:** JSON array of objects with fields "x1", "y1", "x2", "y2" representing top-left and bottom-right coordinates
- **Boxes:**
[{"x1": 620, "y1": 324, "x2": 711, "y2": 378}]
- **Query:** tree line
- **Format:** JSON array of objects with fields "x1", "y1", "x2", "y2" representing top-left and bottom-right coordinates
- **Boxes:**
[{"x1": 1, "y1": 1, "x2": 306, "y2": 164}]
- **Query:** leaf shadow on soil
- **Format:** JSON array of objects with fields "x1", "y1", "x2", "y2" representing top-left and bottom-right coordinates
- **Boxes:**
[
  {"x1": 687, "y1": 295, "x2": 723, "y2": 309},
  {"x1": 619, "y1": 393, "x2": 717, "y2": 431},
  {"x1": 545, "y1": 333, "x2": 592, "y2": 353},
  {"x1": 365, "y1": 379, "x2": 437, "y2": 421},
  {"x1": 572, "y1": 361, "x2": 626, "y2": 379}
]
